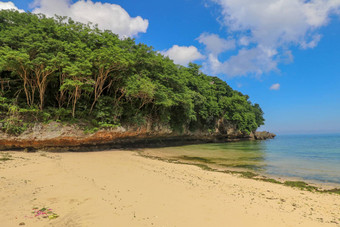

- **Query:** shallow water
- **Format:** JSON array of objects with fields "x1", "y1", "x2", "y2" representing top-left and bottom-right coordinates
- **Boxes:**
[{"x1": 142, "y1": 134, "x2": 340, "y2": 185}]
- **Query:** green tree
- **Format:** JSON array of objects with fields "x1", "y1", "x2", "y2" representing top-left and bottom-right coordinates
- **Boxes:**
[
  {"x1": 0, "y1": 10, "x2": 265, "y2": 135},
  {"x1": 90, "y1": 38, "x2": 130, "y2": 112}
]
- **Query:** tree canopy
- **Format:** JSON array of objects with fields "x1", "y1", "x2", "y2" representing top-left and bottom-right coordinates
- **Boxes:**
[{"x1": 0, "y1": 10, "x2": 264, "y2": 135}]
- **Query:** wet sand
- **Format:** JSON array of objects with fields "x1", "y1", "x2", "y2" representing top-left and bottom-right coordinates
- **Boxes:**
[{"x1": 0, "y1": 150, "x2": 339, "y2": 226}]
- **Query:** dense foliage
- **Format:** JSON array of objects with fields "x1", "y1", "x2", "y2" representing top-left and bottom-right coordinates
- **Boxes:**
[{"x1": 0, "y1": 10, "x2": 264, "y2": 135}]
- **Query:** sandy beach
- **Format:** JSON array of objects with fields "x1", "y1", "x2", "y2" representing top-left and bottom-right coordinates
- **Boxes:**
[{"x1": 0, "y1": 150, "x2": 339, "y2": 227}]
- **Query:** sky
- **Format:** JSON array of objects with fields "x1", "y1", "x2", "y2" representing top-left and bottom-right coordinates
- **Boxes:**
[{"x1": 1, "y1": 0, "x2": 340, "y2": 134}]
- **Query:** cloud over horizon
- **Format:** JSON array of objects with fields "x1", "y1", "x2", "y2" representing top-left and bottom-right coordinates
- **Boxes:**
[
  {"x1": 32, "y1": 0, "x2": 149, "y2": 37},
  {"x1": 201, "y1": 0, "x2": 340, "y2": 78},
  {"x1": 0, "y1": 1, "x2": 24, "y2": 12},
  {"x1": 162, "y1": 45, "x2": 205, "y2": 66},
  {"x1": 0, "y1": 0, "x2": 148, "y2": 38}
]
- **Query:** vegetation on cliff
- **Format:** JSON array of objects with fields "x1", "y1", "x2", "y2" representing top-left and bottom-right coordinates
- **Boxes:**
[{"x1": 0, "y1": 10, "x2": 264, "y2": 136}]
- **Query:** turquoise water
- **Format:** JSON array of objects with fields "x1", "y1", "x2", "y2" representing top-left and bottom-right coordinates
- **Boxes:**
[
  {"x1": 143, "y1": 134, "x2": 340, "y2": 185},
  {"x1": 262, "y1": 134, "x2": 340, "y2": 184}
]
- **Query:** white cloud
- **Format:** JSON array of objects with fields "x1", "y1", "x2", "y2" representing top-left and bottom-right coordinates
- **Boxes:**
[
  {"x1": 270, "y1": 83, "x2": 280, "y2": 90},
  {"x1": 32, "y1": 0, "x2": 148, "y2": 37},
  {"x1": 204, "y1": 0, "x2": 340, "y2": 77},
  {"x1": 197, "y1": 33, "x2": 235, "y2": 55},
  {"x1": 0, "y1": 1, "x2": 24, "y2": 12},
  {"x1": 238, "y1": 36, "x2": 251, "y2": 46},
  {"x1": 206, "y1": 46, "x2": 278, "y2": 77},
  {"x1": 300, "y1": 34, "x2": 322, "y2": 49},
  {"x1": 162, "y1": 45, "x2": 205, "y2": 66},
  {"x1": 214, "y1": 0, "x2": 340, "y2": 47}
]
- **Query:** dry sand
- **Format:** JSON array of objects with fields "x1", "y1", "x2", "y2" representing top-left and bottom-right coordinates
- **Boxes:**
[{"x1": 0, "y1": 150, "x2": 339, "y2": 227}]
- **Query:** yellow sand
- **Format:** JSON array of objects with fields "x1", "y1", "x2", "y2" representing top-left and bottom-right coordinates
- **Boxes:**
[{"x1": 0, "y1": 150, "x2": 339, "y2": 227}]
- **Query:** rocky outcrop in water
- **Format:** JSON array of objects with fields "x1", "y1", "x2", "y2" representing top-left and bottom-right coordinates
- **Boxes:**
[{"x1": 253, "y1": 131, "x2": 276, "y2": 140}]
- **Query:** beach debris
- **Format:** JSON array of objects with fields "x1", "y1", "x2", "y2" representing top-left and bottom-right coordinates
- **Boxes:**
[{"x1": 32, "y1": 207, "x2": 59, "y2": 220}]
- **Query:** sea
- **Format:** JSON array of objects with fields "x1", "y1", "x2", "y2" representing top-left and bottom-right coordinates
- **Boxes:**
[{"x1": 142, "y1": 134, "x2": 340, "y2": 186}]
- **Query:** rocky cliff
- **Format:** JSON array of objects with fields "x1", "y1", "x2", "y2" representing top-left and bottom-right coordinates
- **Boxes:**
[{"x1": 0, "y1": 122, "x2": 276, "y2": 151}]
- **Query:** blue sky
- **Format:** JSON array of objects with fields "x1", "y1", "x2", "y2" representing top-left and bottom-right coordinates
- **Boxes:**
[{"x1": 1, "y1": 0, "x2": 340, "y2": 134}]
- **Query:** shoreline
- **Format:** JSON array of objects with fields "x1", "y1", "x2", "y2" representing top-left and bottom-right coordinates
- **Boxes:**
[
  {"x1": 1, "y1": 149, "x2": 340, "y2": 226},
  {"x1": 137, "y1": 149, "x2": 340, "y2": 192},
  {"x1": 2, "y1": 147, "x2": 340, "y2": 191}
]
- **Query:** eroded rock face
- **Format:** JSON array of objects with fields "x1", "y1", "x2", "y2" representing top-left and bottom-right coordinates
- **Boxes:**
[
  {"x1": 0, "y1": 122, "x2": 275, "y2": 150},
  {"x1": 216, "y1": 118, "x2": 240, "y2": 137}
]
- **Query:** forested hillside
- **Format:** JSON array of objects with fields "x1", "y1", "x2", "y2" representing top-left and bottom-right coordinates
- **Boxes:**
[{"x1": 0, "y1": 10, "x2": 264, "y2": 136}]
